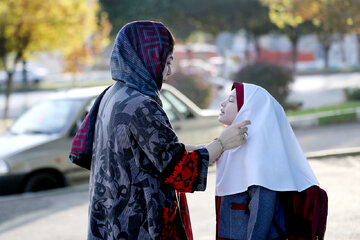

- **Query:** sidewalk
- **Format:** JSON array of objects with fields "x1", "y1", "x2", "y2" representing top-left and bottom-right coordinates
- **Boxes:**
[
  {"x1": 0, "y1": 154, "x2": 359, "y2": 240},
  {"x1": 288, "y1": 107, "x2": 360, "y2": 129}
]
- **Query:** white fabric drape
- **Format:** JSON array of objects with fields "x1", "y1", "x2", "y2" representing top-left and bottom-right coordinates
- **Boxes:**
[{"x1": 216, "y1": 83, "x2": 319, "y2": 196}]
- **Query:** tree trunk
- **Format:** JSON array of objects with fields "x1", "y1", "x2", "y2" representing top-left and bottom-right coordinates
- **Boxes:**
[
  {"x1": 339, "y1": 35, "x2": 346, "y2": 63},
  {"x1": 22, "y1": 58, "x2": 28, "y2": 88},
  {"x1": 3, "y1": 53, "x2": 22, "y2": 120},
  {"x1": 4, "y1": 72, "x2": 13, "y2": 120},
  {"x1": 254, "y1": 37, "x2": 261, "y2": 61},
  {"x1": 317, "y1": 33, "x2": 332, "y2": 71},
  {"x1": 357, "y1": 34, "x2": 360, "y2": 66},
  {"x1": 323, "y1": 44, "x2": 331, "y2": 70},
  {"x1": 290, "y1": 37, "x2": 299, "y2": 72}
]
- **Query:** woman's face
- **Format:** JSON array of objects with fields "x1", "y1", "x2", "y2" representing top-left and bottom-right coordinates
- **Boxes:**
[
  {"x1": 218, "y1": 89, "x2": 238, "y2": 125},
  {"x1": 162, "y1": 53, "x2": 174, "y2": 82}
]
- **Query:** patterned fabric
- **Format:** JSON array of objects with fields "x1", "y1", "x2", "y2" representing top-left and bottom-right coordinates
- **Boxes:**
[
  {"x1": 177, "y1": 192, "x2": 193, "y2": 240},
  {"x1": 69, "y1": 86, "x2": 111, "y2": 170},
  {"x1": 162, "y1": 150, "x2": 200, "y2": 192},
  {"x1": 110, "y1": 21, "x2": 173, "y2": 100},
  {"x1": 87, "y1": 81, "x2": 210, "y2": 240},
  {"x1": 69, "y1": 21, "x2": 210, "y2": 240}
]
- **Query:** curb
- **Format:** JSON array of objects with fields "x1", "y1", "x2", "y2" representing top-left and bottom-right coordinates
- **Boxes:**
[
  {"x1": 306, "y1": 147, "x2": 360, "y2": 159},
  {"x1": 288, "y1": 107, "x2": 360, "y2": 129},
  {"x1": 207, "y1": 147, "x2": 360, "y2": 174},
  {"x1": 0, "y1": 183, "x2": 89, "y2": 202}
]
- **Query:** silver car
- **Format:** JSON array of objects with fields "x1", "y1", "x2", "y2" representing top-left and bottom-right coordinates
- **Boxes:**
[
  {"x1": 0, "y1": 69, "x2": 47, "y2": 86},
  {"x1": 0, "y1": 83, "x2": 222, "y2": 195}
]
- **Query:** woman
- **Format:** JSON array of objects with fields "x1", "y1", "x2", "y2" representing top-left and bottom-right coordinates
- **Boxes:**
[
  {"x1": 69, "y1": 21, "x2": 250, "y2": 240},
  {"x1": 215, "y1": 82, "x2": 319, "y2": 240}
]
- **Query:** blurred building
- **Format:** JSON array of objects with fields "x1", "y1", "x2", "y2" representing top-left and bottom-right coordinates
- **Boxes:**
[
  {"x1": 173, "y1": 43, "x2": 220, "y2": 77},
  {"x1": 257, "y1": 33, "x2": 359, "y2": 71}
]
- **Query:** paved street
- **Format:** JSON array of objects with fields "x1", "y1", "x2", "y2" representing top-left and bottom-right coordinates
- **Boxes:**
[
  {"x1": 0, "y1": 72, "x2": 359, "y2": 239},
  {"x1": 188, "y1": 156, "x2": 360, "y2": 240},
  {"x1": 2, "y1": 71, "x2": 360, "y2": 120},
  {"x1": 0, "y1": 155, "x2": 359, "y2": 240},
  {"x1": 294, "y1": 122, "x2": 360, "y2": 153}
]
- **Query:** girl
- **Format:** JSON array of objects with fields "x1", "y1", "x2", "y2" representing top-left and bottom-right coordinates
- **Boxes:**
[{"x1": 215, "y1": 82, "x2": 319, "y2": 240}]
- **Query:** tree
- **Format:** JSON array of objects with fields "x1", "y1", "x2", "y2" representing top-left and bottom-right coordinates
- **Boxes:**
[
  {"x1": 233, "y1": 62, "x2": 294, "y2": 109},
  {"x1": 0, "y1": 0, "x2": 109, "y2": 119},
  {"x1": 262, "y1": 0, "x2": 319, "y2": 70},
  {"x1": 263, "y1": 0, "x2": 354, "y2": 70},
  {"x1": 100, "y1": 0, "x2": 275, "y2": 42},
  {"x1": 63, "y1": 12, "x2": 112, "y2": 83},
  {"x1": 336, "y1": 0, "x2": 360, "y2": 65},
  {"x1": 276, "y1": 22, "x2": 316, "y2": 71},
  {"x1": 311, "y1": 0, "x2": 348, "y2": 70},
  {"x1": 239, "y1": 0, "x2": 277, "y2": 60}
]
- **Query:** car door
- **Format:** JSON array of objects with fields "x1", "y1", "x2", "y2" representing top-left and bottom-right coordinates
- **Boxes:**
[
  {"x1": 61, "y1": 97, "x2": 96, "y2": 184},
  {"x1": 160, "y1": 89, "x2": 223, "y2": 145}
]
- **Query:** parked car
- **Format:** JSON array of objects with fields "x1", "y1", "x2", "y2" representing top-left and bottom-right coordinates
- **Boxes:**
[
  {"x1": 0, "y1": 83, "x2": 222, "y2": 195},
  {"x1": 0, "y1": 68, "x2": 48, "y2": 86}
]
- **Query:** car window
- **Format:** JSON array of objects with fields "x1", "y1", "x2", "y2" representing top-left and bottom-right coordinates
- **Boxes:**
[
  {"x1": 161, "y1": 95, "x2": 179, "y2": 122},
  {"x1": 162, "y1": 90, "x2": 194, "y2": 119},
  {"x1": 10, "y1": 99, "x2": 83, "y2": 135},
  {"x1": 86, "y1": 98, "x2": 96, "y2": 113}
]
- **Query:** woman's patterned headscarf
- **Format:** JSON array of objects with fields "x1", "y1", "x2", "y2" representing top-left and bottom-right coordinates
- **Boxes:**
[{"x1": 110, "y1": 21, "x2": 174, "y2": 99}]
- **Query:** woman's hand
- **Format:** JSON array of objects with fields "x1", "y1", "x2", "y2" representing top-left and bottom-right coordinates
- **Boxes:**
[
  {"x1": 206, "y1": 120, "x2": 251, "y2": 164},
  {"x1": 219, "y1": 120, "x2": 251, "y2": 151}
]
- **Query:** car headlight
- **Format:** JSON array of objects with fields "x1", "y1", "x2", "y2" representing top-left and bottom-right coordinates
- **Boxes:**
[{"x1": 0, "y1": 159, "x2": 9, "y2": 175}]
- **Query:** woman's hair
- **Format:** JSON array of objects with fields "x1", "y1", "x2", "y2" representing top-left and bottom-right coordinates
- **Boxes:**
[{"x1": 167, "y1": 28, "x2": 176, "y2": 53}]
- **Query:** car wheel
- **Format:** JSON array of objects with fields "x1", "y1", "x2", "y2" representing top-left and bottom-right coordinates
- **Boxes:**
[{"x1": 24, "y1": 172, "x2": 64, "y2": 192}]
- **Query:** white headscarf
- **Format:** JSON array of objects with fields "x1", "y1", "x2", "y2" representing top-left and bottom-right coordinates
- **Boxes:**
[{"x1": 216, "y1": 83, "x2": 319, "y2": 196}]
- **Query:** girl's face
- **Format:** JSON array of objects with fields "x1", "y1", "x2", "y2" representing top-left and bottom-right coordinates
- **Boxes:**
[
  {"x1": 162, "y1": 53, "x2": 174, "y2": 82},
  {"x1": 218, "y1": 89, "x2": 238, "y2": 125}
]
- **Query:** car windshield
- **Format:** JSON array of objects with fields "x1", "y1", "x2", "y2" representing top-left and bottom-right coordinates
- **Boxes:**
[{"x1": 10, "y1": 99, "x2": 83, "y2": 135}]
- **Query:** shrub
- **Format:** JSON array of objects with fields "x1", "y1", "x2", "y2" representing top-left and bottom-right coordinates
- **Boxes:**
[
  {"x1": 344, "y1": 88, "x2": 360, "y2": 101},
  {"x1": 232, "y1": 62, "x2": 294, "y2": 109},
  {"x1": 166, "y1": 72, "x2": 215, "y2": 109}
]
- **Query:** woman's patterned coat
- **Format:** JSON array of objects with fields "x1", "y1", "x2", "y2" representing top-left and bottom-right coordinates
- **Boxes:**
[
  {"x1": 70, "y1": 21, "x2": 210, "y2": 240},
  {"x1": 88, "y1": 82, "x2": 209, "y2": 239}
]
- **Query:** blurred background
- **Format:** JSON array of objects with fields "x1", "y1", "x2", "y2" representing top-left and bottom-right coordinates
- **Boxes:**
[{"x1": 0, "y1": 0, "x2": 359, "y2": 239}]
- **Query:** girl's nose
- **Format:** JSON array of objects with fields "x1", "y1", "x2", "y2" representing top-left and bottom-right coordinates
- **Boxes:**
[{"x1": 221, "y1": 101, "x2": 225, "y2": 107}]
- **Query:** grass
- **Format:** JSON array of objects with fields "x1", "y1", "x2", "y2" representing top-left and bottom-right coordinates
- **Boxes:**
[
  {"x1": 286, "y1": 101, "x2": 360, "y2": 116},
  {"x1": 318, "y1": 112, "x2": 357, "y2": 125},
  {"x1": 296, "y1": 67, "x2": 360, "y2": 76}
]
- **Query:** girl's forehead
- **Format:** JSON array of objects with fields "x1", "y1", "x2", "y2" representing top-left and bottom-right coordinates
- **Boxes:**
[{"x1": 230, "y1": 89, "x2": 236, "y2": 97}]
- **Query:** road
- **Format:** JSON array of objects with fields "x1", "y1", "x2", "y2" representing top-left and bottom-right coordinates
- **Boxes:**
[
  {"x1": 287, "y1": 72, "x2": 360, "y2": 109},
  {"x1": 2, "y1": 71, "x2": 360, "y2": 120},
  {"x1": 0, "y1": 121, "x2": 359, "y2": 239},
  {"x1": 294, "y1": 122, "x2": 360, "y2": 153},
  {"x1": 0, "y1": 72, "x2": 359, "y2": 239},
  {"x1": 0, "y1": 155, "x2": 359, "y2": 240}
]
